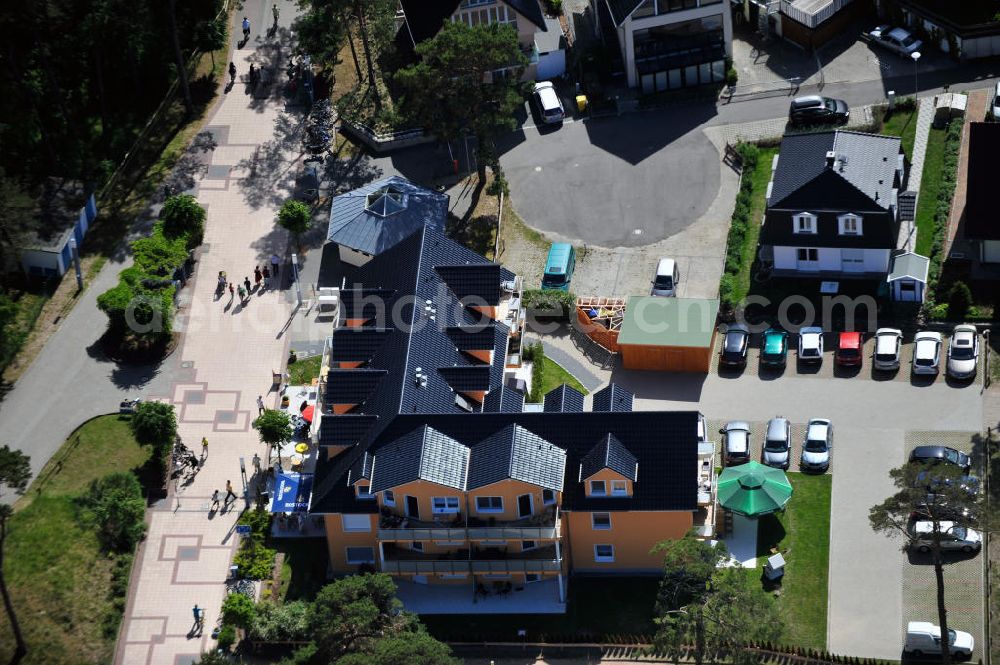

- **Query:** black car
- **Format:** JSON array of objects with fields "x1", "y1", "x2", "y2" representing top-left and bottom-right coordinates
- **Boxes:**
[
  {"x1": 788, "y1": 96, "x2": 850, "y2": 127},
  {"x1": 909, "y1": 445, "x2": 972, "y2": 474},
  {"x1": 720, "y1": 323, "x2": 750, "y2": 367}
]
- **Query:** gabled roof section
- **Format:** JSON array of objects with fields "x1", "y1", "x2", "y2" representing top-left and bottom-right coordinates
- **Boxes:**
[
  {"x1": 322, "y1": 369, "x2": 387, "y2": 405},
  {"x1": 769, "y1": 131, "x2": 901, "y2": 211},
  {"x1": 369, "y1": 425, "x2": 470, "y2": 493},
  {"x1": 604, "y1": 0, "x2": 646, "y2": 25},
  {"x1": 887, "y1": 251, "x2": 930, "y2": 282},
  {"x1": 317, "y1": 414, "x2": 379, "y2": 447},
  {"x1": 592, "y1": 383, "x2": 634, "y2": 412},
  {"x1": 483, "y1": 383, "x2": 525, "y2": 413},
  {"x1": 435, "y1": 264, "x2": 502, "y2": 305},
  {"x1": 327, "y1": 176, "x2": 447, "y2": 256},
  {"x1": 338, "y1": 288, "x2": 396, "y2": 325},
  {"x1": 327, "y1": 328, "x2": 392, "y2": 362},
  {"x1": 437, "y1": 365, "x2": 492, "y2": 393},
  {"x1": 445, "y1": 325, "x2": 498, "y2": 351},
  {"x1": 543, "y1": 384, "x2": 585, "y2": 413},
  {"x1": 966, "y1": 122, "x2": 1000, "y2": 240},
  {"x1": 347, "y1": 451, "x2": 373, "y2": 484},
  {"x1": 503, "y1": 0, "x2": 547, "y2": 30},
  {"x1": 468, "y1": 424, "x2": 566, "y2": 491},
  {"x1": 399, "y1": 0, "x2": 546, "y2": 44},
  {"x1": 579, "y1": 433, "x2": 638, "y2": 481}
]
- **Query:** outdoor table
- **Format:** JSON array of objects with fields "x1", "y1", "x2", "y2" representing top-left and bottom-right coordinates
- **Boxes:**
[{"x1": 295, "y1": 442, "x2": 309, "y2": 454}]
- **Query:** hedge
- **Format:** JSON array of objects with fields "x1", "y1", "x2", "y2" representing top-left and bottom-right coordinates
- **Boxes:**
[
  {"x1": 719, "y1": 143, "x2": 760, "y2": 311},
  {"x1": 924, "y1": 119, "x2": 963, "y2": 311}
]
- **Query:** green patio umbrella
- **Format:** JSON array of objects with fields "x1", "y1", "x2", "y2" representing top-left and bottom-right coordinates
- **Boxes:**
[{"x1": 717, "y1": 461, "x2": 792, "y2": 517}]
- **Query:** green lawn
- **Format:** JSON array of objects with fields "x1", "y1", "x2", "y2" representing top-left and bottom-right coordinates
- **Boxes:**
[
  {"x1": 731, "y1": 147, "x2": 779, "y2": 305},
  {"x1": 276, "y1": 538, "x2": 329, "y2": 603},
  {"x1": 0, "y1": 415, "x2": 151, "y2": 665},
  {"x1": 539, "y1": 356, "x2": 588, "y2": 396},
  {"x1": 912, "y1": 126, "x2": 948, "y2": 256},
  {"x1": 753, "y1": 472, "x2": 832, "y2": 650},
  {"x1": 287, "y1": 354, "x2": 322, "y2": 386},
  {"x1": 881, "y1": 103, "x2": 918, "y2": 161},
  {"x1": 420, "y1": 576, "x2": 659, "y2": 642}
]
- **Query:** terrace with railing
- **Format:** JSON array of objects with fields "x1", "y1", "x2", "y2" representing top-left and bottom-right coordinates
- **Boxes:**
[
  {"x1": 377, "y1": 505, "x2": 561, "y2": 541},
  {"x1": 380, "y1": 543, "x2": 563, "y2": 575}
]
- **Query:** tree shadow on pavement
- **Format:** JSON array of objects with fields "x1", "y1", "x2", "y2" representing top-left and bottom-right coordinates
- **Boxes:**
[{"x1": 235, "y1": 111, "x2": 303, "y2": 210}]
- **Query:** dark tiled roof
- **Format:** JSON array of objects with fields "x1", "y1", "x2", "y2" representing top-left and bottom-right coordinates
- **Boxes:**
[
  {"x1": 592, "y1": 383, "x2": 634, "y2": 412},
  {"x1": 347, "y1": 451, "x2": 373, "y2": 484},
  {"x1": 966, "y1": 122, "x2": 1000, "y2": 240},
  {"x1": 503, "y1": 0, "x2": 548, "y2": 30},
  {"x1": 317, "y1": 415, "x2": 379, "y2": 447},
  {"x1": 438, "y1": 365, "x2": 492, "y2": 392},
  {"x1": 369, "y1": 425, "x2": 470, "y2": 493},
  {"x1": 435, "y1": 264, "x2": 502, "y2": 305},
  {"x1": 446, "y1": 325, "x2": 499, "y2": 351},
  {"x1": 322, "y1": 369, "x2": 387, "y2": 406},
  {"x1": 543, "y1": 384, "x2": 585, "y2": 413},
  {"x1": 339, "y1": 288, "x2": 397, "y2": 323},
  {"x1": 483, "y1": 383, "x2": 525, "y2": 413},
  {"x1": 579, "y1": 433, "x2": 638, "y2": 481},
  {"x1": 327, "y1": 328, "x2": 392, "y2": 362},
  {"x1": 769, "y1": 131, "x2": 901, "y2": 211},
  {"x1": 467, "y1": 424, "x2": 567, "y2": 491},
  {"x1": 310, "y1": 411, "x2": 699, "y2": 513},
  {"x1": 604, "y1": 0, "x2": 645, "y2": 25},
  {"x1": 327, "y1": 176, "x2": 448, "y2": 256}
]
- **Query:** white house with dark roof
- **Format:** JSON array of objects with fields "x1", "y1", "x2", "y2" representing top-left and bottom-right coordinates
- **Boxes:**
[{"x1": 759, "y1": 130, "x2": 905, "y2": 279}]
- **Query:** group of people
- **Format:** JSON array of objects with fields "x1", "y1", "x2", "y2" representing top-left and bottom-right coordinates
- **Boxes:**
[{"x1": 217, "y1": 254, "x2": 281, "y2": 307}]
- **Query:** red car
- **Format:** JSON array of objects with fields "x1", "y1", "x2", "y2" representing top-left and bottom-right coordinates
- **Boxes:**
[{"x1": 835, "y1": 332, "x2": 863, "y2": 366}]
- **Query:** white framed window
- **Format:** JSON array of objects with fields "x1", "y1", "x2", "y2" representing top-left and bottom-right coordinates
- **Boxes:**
[
  {"x1": 356, "y1": 483, "x2": 374, "y2": 500},
  {"x1": 476, "y1": 496, "x2": 504, "y2": 513},
  {"x1": 793, "y1": 213, "x2": 817, "y2": 234},
  {"x1": 383, "y1": 490, "x2": 395, "y2": 506},
  {"x1": 432, "y1": 497, "x2": 460, "y2": 514},
  {"x1": 525, "y1": 573, "x2": 541, "y2": 583},
  {"x1": 838, "y1": 214, "x2": 863, "y2": 236},
  {"x1": 611, "y1": 480, "x2": 628, "y2": 496},
  {"x1": 341, "y1": 514, "x2": 371, "y2": 532},
  {"x1": 592, "y1": 513, "x2": 612, "y2": 530},
  {"x1": 589, "y1": 480, "x2": 607, "y2": 496},
  {"x1": 345, "y1": 546, "x2": 375, "y2": 564},
  {"x1": 594, "y1": 544, "x2": 615, "y2": 562},
  {"x1": 521, "y1": 540, "x2": 537, "y2": 551},
  {"x1": 542, "y1": 488, "x2": 556, "y2": 505},
  {"x1": 411, "y1": 541, "x2": 424, "y2": 552}
]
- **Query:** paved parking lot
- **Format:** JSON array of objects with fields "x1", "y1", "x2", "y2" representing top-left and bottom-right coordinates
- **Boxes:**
[{"x1": 707, "y1": 418, "x2": 817, "y2": 473}]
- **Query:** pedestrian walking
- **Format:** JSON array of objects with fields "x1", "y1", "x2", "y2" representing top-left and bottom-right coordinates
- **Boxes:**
[
  {"x1": 257, "y1": 395, "x2": 265, "y2": 415},
  {"x1": 270, "y1": 253, "x2": 280, "y2": 277},
  {"x1": 272, "y1": 4, "x2": 279, "y2": 27},
  {"x1": 225, "y1": 480, "x2": 237, "y2": 504},
  {"x1": 248, "y1": 63, "x2": 256, "y2": 89},
  {"x1": 201, "y1": 436, "x2": 208, "y2": 460},
  {"x1": 242, "y1": 16, "x2": 251, "y2": 41},
  {"x1": 262, "y1": 265, "x2": 271, "y2": 289},
  {"x1": 192, "y1": 604, "x2": 203, "y2": 633},
  {"x1": 228, "y1": 61, "x2": 236, "y2": 84},
  {"x1": 254, "y1": 266, "x2": 263, "y2": 288},
  {"x1": 252, "y1": 452, "x2": 261, "y2": 473},
  {"x1": 211, "y1": 489, "x2": 220, "y2": 509},
  {"x1": 237, "y1": 284, "x2": 247, "y2": 304},
  {"x1": 244, "y1": 276, "x2": 252, "y2": 294},
  {"x1": 228, "y1": 282, "x2": 235, "y2": 298}
]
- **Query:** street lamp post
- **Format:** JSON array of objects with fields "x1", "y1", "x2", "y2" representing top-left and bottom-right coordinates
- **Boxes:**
[
  {"x1": 291, "y1": 253, "x2": 302, "y2": 307},
  {"x1": 911, "y1": 51, "x2": 921, "y2": 98}
]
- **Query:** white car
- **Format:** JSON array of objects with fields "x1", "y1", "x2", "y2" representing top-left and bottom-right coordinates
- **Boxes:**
[
  {"x1": 722, "y1": 421, "x2": 751, "y2": 466},
  {"x1": 904, "y1": 621, "x2": 974, "y2": 657},
  {"x1": 532, "y1": 81, "x2": 565, "y2": 124},
  {"x1": 868, "y1": 25, "x2": 923, "y2": 56},
  {"x1": 993, "y1": 81, "x2": 1000, "y2": 120},
  {"x1": 872, "y1": 328, "x2": 903, "y2": 371},
  {"x1": 946, "y1": 324, "x2": 979, "y2": 380},
  {"x1": 797, "y1": 327, "x2": 823, "y2": 364},
  {"x1": 650, "y1": 257, "x2": 678, "y2": 297},
  {"x1": 910, "y1": 520, "x2": 982, "y2": 553},
  {"x1": 912, "y1": 331, "x2": 942, "y2": 375},
  {"x1": 800, "y1": 418, "x2": 832, "y2": 472}
]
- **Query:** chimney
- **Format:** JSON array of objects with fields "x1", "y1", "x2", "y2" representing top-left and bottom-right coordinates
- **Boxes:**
[{"x1": 825, "y1": 151, "x2": 836, "y2": 169}]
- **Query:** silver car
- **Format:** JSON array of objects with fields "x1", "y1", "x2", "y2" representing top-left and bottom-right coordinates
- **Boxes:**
[
  {"x1": 800, "y1": 418, "x2": 832, "y2": 472},
  {"x1": 946, "y1": 324, "x2": 979, "y2": 380},
  {"x1": 873, "y1": 328, "x2": 903, "y2": 371},
  {"x1": 912, "y1": 331, "x2": 942, "y2": 375},
  {"x1": 797, "y1": 327, "x2": 824, "y2": 364},
  {"x1": 763, "y1": 417, "x2": 791, "y2": 469},
  {"x1": 910, "y1": 521, "x2": 982, "y2": 553},
  {"x1": 722, "y1": 421, "x2": 751, "y2": 466},
  {"x1": 868, "y1": 25, "x2": 923, "y2": 56}
]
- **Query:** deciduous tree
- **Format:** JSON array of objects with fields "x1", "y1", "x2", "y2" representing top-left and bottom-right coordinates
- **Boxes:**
[
  {"x1": 252, "y1": 409, "x2": 292, "y2": 456},
  {"x1": 0, "y1": 445, "x2": 31, "y2": 664}
]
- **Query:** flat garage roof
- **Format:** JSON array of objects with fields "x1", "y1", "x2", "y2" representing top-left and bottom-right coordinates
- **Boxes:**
[{"x1": 618, "y1": 296, "x2": 720, "y2": 348}]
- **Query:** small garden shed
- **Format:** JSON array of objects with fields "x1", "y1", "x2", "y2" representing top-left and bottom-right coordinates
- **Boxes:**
[
  {"x1": 617, "y1": 296, "x2": 719, "y2": 373},
  {"x1": 20, "y1": 179, "x2": 96, "y2": 278},
  {"x1": 886, "y1": 252, "x2": 929, "y2": 302}
]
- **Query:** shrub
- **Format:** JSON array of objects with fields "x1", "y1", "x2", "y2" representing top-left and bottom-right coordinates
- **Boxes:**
[
  {"x1": 161, "y1": 194, "x2": 206, "y2": 248},
  {"x1": 253, "y1": 409, "x2": 293, "y2": 448},
  {"x1": 946, "y1": 281, "x2": 972, "y2": 321},
  {"x1": 239, "y1": 508, "x2": 273, "y2": 537},
  {"x1": 84, "y1": 472, "x2": 147, "y2": 552},
  {"x1": 222, "y1": 593, "x2": 256, "y2": 629},
  {"x1": 233, "y1": 539, "x2": 277, "y2": 580},
  {"x1": 523, "y1": 289, "x2": 575, "y2": 321},
  {"x1": 130, "y1": 401, "x2": 178, "y2": 448},
  {"x1": 216, "y1": 624, "x2": 236, "y2": 650},
  {"x1": 277, "y1": 199, "x2": 312, "y2": 238},
  {"x1": 277, "y1": 643, "x2": 319, "y2": 665},
  {"x1": 248, "y1": 600, "x2": 315, "y2": 642},
  {"x1": 726, "y1": 67, "x2": 738, "y2": 86},
  {"x1": 543, "y1": 0, "x2": 563, "y2": 14}
]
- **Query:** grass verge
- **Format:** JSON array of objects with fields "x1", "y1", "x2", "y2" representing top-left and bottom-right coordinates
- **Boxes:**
[
  {"x1": 420, "y1": 576, "x2": 658, "y2": 642},
  {"x1": 539, "y1": 357, "x2": 588, "y2": 397},
  {"x1": 754, "y1": 472, "x2": 832, "y2": 650},
  {"x1": 913, "y1": 125, "x2": 948, "y2": 257},
  {"x1": 881, "y1": 104, "x2": 918, "y2": 161},
  {"x1": 0, "y1": 415, "x2": 151, "y2": 665},
  {"x1": 287, "y1": 354, "x2": 322, "y2": 386}
]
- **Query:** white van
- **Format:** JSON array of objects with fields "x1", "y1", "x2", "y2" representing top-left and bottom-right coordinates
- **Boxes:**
[
  {"x1": 993, "y1": 81, "x2": 1000, "y2": 120},
  {"x1": 650, "y1": 258, "x2": 679, "y2": 297},
  {"x1": 904, "y1": 621, "x2": 974, "y2": 657}
]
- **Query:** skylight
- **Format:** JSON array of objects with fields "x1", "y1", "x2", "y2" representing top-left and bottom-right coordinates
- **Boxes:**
[{"x1": 365, "y1": 185, "x2": 407, "y2": 216}]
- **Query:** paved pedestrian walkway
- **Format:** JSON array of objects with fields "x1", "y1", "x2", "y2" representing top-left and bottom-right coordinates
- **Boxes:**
[{"x1": 115, "y1": 3, "x2": 300, "y2": 664}]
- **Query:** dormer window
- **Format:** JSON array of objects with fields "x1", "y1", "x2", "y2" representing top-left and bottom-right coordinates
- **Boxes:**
[
  {"x1": 611, "y1": 480, "x2": 628, "y2": 496},
  {"x1": 589, "y1": 480, "x2": 607, "y2": 496},
  {"x1": 838, "y1": 214, "x2": 862, "y2": 236},
  {"x1": 356, "y1": 483, "x2": 374, "y2": 500},
  {"x1": 383, "y1": 490, "x2": 396, "y2": 506},
  {"x1": 793, "y1": 213, "x2": 817, "y2": 234}
]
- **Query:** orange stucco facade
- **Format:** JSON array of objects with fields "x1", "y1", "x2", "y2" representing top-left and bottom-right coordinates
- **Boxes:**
[
  {"x1": 324, "y1": 513, "x2": 378, "y2": 571},
  {"x1": 564, "y1": 510, "x2": 692, "y2": 573}
]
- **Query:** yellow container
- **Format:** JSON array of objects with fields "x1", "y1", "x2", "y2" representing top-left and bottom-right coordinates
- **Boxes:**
[{"x1": 576, "y1": 95, "x2": 588, "y2": 112}]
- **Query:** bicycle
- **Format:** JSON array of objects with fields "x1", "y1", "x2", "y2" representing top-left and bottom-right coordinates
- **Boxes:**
[{"x1": 225, "y1": 577, "x2": 256, "y2": 599}]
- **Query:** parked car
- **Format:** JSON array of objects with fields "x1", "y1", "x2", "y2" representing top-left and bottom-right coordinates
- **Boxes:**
[
  {"x1": 915, "y1": 470, "x2": 980, "y2": 499},
  {"x1": 993, "y1": 81, "x2": 1000, "y2": 120},
  {"x1": 650, "y1": 257, "x2": 679, "y2": 297},
  {"x1": 872, "y1": 328, "x2": 903, "y2": 371},
  {"x1": 697, "y1": 413, "x2": 708, "y2": 445},
  {"x1": 908, "y1": 445, "x2": 972, "y2": 474},
  {"x1": 722, "y1": 421, "x2": 751, "y2": 466},
  {"x1": 788, "y1": 95, "x2": 850, "y2": 127},
  {"x1": 541, "y1": 243, "x2": 575, "y2": 291},
  {"x1": 800, "y1": 418, "x2": 833, "y2": 472},
  {"x1": 797, "y1": 326, "x2": 824, "y2": 364},
  {"x1": 910, "y1": 521, "x2": 982, "y2": 553},
  {"x1": 760, "y1": 329, "x2": 788, "y2": 367},
  {"x1": 762, "y1": 417, "x2": 791, "y2": 469},
  {"x1": 532, "y1": 81, "x2": 565, "y2": 124},
  {"x1": 720, "y1": 323, "x2": 750, "y2": 368},
  {"x1": 835, "y1": 331, "x2": 863, "y2": 367},
  {"x1": 868, "y1": 25, "x2": 923, "y2": 56},
  {"x1": 904, "y1": 621, "x2": 974, "y2": 657},
  {"x1": 946, "y1": 324, "x2": 979, "y2": 380},
  {"x1": 912, "y1": 331, "x2": 943, "y2": 375}
]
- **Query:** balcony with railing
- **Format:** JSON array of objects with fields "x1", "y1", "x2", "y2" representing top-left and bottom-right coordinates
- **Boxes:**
[
  {"x1": 377, "y1": 506, "x2": 560, "y2": 541},
  {"x1": 694, "y1": 441, "x2": 718, "y2": 539},
  {"x1": 381, "y1": 543, "x2": 562, "y2": 575}
]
